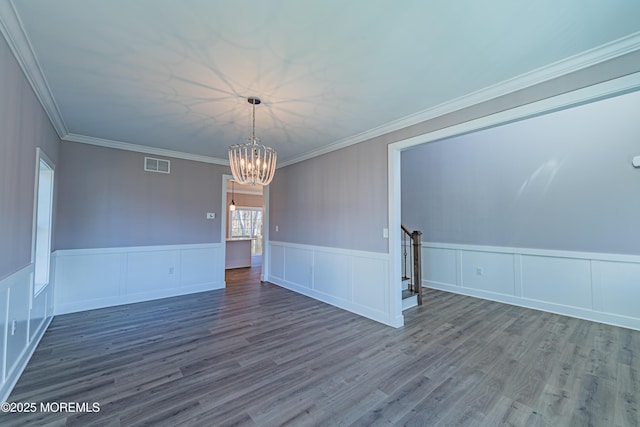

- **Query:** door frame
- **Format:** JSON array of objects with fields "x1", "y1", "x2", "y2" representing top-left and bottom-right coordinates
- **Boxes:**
[
  {"x1": 221, "y1": 174, "x2": 270, "y2": 282},
  {"x1": 387, "y1": 71, "x2": 640, "y2": 327}
]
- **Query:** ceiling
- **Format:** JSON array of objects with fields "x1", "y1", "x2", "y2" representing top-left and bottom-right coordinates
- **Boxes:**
[{"x1": 2, "y1": 1, "x2": 640, "y2": 166}]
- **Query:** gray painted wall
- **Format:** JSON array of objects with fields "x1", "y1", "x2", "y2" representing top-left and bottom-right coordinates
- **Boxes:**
[
  {"x1": 402, "y1": 89, "x2": 640, "y2": 254},
  {"x1": 269, "y1": 138, "x2": 389, "y2": 252},
  {"x1": 56, "y1": 142, "x2": 229, "y2": 249},
  {"x1": 0, "y1": 34, "x2": 60, "y2": 280},
  {"x1": 269, "y1": 50, "x2": 640, "y2": 254}
]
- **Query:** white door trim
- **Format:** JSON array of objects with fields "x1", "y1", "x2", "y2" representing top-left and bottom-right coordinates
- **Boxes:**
[{"x1": 387, "y1": 71, "x2": 640, "y2": 327}]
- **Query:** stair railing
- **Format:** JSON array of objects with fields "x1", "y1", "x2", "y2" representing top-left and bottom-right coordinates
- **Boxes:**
[{"x1": 401, "y1": 225, "x2": 423, "y2": 305}]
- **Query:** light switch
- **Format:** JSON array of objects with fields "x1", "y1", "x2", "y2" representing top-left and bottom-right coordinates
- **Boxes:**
[
  {"x1": 383, "y1": 228, "x2": 389, "y2": 238},
  {"x1": 633, "y1": 156, "x2": 640, "y2": 168}
]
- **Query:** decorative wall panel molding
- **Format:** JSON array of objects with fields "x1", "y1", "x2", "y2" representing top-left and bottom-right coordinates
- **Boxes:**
[
  {"x1": 53, "y1": 243, "x2": 225, "y2": 315},
  {"x1": 423, "y1": 242, "x2": 640, "y2": 330},
  {"x1": 0, "y1": 264, "x2": 53, "y2": 403},
  {"x1": 268, "y1": 242, "x2": 392, "y2": 326}
]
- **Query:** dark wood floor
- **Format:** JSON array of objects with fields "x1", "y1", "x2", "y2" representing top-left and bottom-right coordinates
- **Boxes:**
[{"x1": 3, "y1": 267, "x2": 639, "y2": 426}]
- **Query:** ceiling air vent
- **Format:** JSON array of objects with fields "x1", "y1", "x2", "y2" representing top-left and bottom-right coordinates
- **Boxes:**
[{"x1": 144, "y1": 157, "x2": 170, "y2": 174}]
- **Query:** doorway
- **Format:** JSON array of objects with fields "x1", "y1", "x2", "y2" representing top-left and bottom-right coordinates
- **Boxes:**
[
  {"x1": 222, "y1": 174, "x2": 269, "y2": 284},
  {"x1": 388, "y1": 72, "x2": 640, "y2": 327}
]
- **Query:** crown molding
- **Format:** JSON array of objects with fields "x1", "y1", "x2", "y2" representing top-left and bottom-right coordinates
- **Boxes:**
[
  {"x1": 63, "y1": 133, "x2": 230, "y2": 166},
  {"x1": 279, "y1": 31, "x2": 640, "y2": 167},
  {"x1": 0, "y1": 0, "x2": 68, "y2": 138},
  {"x1": 390, "y1": 71, "x2": 640, "y2": 153}
]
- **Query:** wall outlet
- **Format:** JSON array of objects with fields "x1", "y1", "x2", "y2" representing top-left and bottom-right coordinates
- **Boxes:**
[
  {"x1": 275, "y1": 225, "x2": 279, "y2": 232},
  {"x1": 206, "y1": 212, "x2": 216, "y2": 219},
  {"x1": 476, "y1": 267, "x2": 483, "y2": 275}
]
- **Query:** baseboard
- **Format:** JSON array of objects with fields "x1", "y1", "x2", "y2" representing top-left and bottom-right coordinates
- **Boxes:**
[
  {"x1": 425, "y1": 281, "x2": 640, "y2": 331},
  {"x1": 268, "y1": 241, "x2": 395, "y2": 327},
  {"x1": 269, "y1": 276, "x2": 390, "y2": 326},
  {"x1": 54, "y1": 281, "x2": 224, "y2": 315}
]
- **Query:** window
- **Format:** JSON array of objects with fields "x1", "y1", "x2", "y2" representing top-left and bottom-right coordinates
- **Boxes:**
[
  {"x1": 229, "y1": 208, "x2": 263, "y2": 254},
  {"x1": 144, "y1": 156, "x2": 170, "y2": 173},
  {"x1": 33, "y1": 148, "x2": 55, "y2": 295}
]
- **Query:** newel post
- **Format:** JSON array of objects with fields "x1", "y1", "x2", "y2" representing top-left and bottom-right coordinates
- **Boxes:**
[{"x1": 411, "y1": 230, "x2": 422, "y2": 305}]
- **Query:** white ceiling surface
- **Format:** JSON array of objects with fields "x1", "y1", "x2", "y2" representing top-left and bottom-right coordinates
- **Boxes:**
[{"x1": 5, "y1": 1, "x2": 640, "y2": 165}]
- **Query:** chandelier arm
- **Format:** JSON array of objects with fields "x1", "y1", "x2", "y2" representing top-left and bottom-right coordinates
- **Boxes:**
[{"x1": 241, "y1": 146, "x2": 249, "y2": 183}]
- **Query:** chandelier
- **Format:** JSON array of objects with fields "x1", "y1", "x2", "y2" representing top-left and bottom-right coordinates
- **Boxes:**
[{"x1": 228, "y1": 96, "x2": 277, "y2": 186}]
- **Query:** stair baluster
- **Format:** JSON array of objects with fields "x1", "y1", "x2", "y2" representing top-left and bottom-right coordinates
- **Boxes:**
[{"x1": 401, "y1": 225, "x2": 423, "y2": 307}]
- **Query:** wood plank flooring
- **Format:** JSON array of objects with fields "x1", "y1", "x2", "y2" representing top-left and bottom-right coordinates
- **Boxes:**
[{"x1": 2, "y1": 267, "x2": 639, "y2": 426}]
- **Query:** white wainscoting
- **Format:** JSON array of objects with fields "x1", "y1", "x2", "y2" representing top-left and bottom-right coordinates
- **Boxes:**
[
  {"x1": 268, "y1": 241, "x2": 393, "y2": 326},
  {"x1": 423, "y1": 242, "x2": 640, "y2": 331},
  {"x1": 53, "y1": 243, "x2": 225, "y2": 315},
  {"x1": 1, "y1": 263, "x2": 54, "y2": 402}
]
